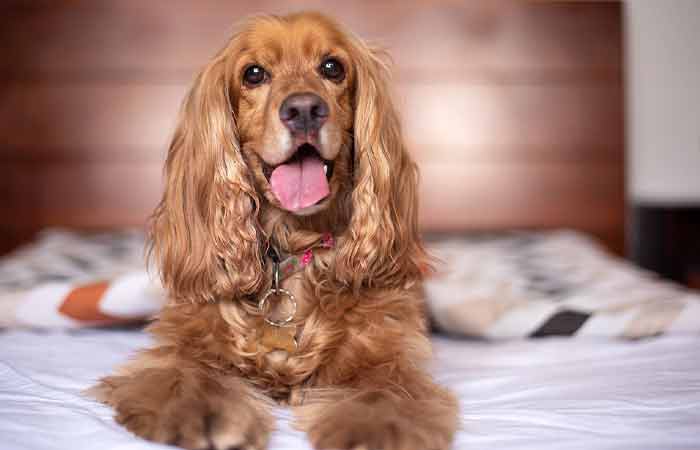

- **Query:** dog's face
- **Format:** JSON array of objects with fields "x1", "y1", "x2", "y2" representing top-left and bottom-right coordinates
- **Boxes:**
[{"x1": 232, "y1": 15, "x2": 355, "y2": 215}]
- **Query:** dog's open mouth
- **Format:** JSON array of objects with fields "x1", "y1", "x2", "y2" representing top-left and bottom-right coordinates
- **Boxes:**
[{"x1": 263, "y1": 143, "x2": 335, "y2": 212}]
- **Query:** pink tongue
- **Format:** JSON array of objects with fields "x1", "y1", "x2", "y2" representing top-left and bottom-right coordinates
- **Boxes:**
[{"x1": 270, "y1": 154, "x2": 330, "y2": 211}]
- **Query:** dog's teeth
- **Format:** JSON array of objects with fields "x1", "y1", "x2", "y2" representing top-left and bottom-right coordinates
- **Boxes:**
[{"x1": 323, "y1": 163, "x2": 328, "y2": 175}]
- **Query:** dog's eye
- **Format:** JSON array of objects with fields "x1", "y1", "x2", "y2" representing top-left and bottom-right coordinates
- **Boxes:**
[
  {"x1": 319, "y1": 58, "x2": 345, "y2": 82},
  {"x1": 242, "y1": 65, "x2": 268, "y2": 87}
]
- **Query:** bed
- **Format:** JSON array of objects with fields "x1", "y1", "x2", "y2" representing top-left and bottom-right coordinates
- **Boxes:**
[
  {"x1": 2, "y1": 2, "x2": 698, "y2": 450},
  {"x1": 1, "y1": 231, "x2": 699, "y2": 450},
  {"x1": 1, "y1": 329, "x2": 699, "y2": 450}
]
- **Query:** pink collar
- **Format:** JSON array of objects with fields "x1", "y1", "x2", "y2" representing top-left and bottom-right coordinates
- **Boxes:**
[{"x1": 268, "y1": 232, "x2": 335, "y2": 282}]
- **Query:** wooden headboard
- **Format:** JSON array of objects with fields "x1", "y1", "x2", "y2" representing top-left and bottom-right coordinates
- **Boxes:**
[{"x1": 0, "y1": 1, "x2": 624, "y2": 254}]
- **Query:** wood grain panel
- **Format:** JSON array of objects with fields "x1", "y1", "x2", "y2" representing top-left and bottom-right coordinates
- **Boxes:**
[
  {"x1": 1, "y1": 160, "x2": 623, "y2": 231},
  {"x1": 0, "y1": 83, "x2": 622, "y2": 164},
  {"x1": 0, "y1": 1, "x2": 621, "y2": 82},
  {"x1": 419, "y1": 162, "x2": 624, "y2": 231},
  {"x1": 400, "y1": 83, "x2": 623, "y2": 163},
  {"x1": 0, "y1": 84, "x2": 185, "y2": 161},
  {"x1": 1, "y1": 163, "x2": 162, "y2": 226}
]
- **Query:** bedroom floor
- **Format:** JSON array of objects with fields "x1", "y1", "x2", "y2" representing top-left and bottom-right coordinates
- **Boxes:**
[{"x1": 1, "y1": 330, "x2": 698, "y2": 450}]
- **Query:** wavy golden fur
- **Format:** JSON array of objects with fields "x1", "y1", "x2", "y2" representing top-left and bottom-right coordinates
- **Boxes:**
[{"x1": 89, "y1": 12, "x2": 457, "y2": 450}]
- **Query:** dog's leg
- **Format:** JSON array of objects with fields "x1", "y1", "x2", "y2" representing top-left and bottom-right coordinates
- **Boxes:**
[
  {"x1": 296, "y1": 367, "x2": 458, "y2": 450},
  {"x1": 87, "y1": 350, "x2": 273, "y2": 450}
]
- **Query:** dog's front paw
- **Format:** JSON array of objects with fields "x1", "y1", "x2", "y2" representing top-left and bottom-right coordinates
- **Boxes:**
[
  {"x1": 305, "y1": 394, "x2": 455, "y2": 450},
  {"x1": 89, "y1": 369, "x2": 273, "y2": 450},
  {"x1": 144, "y1": 396, "x2": 270, "y2": 450},
  {"x1": 148, "y1": 402, "x2": 270, "y2": 450}
]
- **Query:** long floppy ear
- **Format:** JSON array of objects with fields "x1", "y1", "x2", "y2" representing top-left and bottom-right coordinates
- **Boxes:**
[
  {"x1": 149, "y1": 43, "x2": 263, "y2": 304},
  {"x1": 335, "y1": 43, "x2": 429, "y2": 291}
]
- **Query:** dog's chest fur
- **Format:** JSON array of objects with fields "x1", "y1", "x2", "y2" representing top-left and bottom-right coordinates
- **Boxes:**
[
  {"x1": 217, "y1": 267, "x2": 333, "y2": 401},
  {"x1": 153, "y1": 253, "x2": 427, "y2": 405}
]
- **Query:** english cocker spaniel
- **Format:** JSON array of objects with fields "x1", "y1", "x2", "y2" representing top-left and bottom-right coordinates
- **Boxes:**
[{"x1": 89, "y1": 12, "x2": 458, "y2": 450}]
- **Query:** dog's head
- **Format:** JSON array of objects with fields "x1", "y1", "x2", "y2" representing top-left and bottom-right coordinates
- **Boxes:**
[{"x1": 151, "y1": 12, "x2": 427, "y2": 303}]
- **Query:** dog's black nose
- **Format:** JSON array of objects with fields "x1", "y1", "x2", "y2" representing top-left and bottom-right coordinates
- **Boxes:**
[{"x1": 279, "y1": 93, "x2": 329, "y2": 135}]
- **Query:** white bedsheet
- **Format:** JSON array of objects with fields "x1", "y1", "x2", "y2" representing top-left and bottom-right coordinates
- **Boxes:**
[{"x1": 0, "y1": 330, "x2": 698, "y2": 450}]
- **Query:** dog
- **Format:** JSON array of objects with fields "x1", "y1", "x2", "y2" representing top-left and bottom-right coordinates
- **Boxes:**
[{"x1": 89, "y1": 12, "x2": 458, "y2": 450}]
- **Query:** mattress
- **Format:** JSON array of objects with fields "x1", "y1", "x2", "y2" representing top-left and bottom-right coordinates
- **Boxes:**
[{"x1": 1, "y1": 329, "x2": 698, "y2": 450}]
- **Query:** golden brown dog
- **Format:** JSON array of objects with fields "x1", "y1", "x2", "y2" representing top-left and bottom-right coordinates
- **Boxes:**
[{"x1": 89, "y1": 12, "x2": 458, "y2": 450}]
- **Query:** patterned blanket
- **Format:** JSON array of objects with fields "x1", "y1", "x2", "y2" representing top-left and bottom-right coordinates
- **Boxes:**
[{"x1": 1, "y1": 229, "x2": 698, "y2": 338}]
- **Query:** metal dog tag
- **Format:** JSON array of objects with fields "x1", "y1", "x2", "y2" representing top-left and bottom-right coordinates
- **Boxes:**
[
  {"x1": 259, "y1": 323, "x2": 297, "y2": 353},
  {"x1": 257, "y1": 260, "x2": 298, "y2": 353}
]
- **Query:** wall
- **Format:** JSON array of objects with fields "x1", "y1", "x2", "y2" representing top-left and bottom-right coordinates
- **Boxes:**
[
  {"x1": 626, "y1": 0, "x2": 700, "y2": 204},
  {"x1": 0, "y1": 1, "x2": 624, "y2": 253}
]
